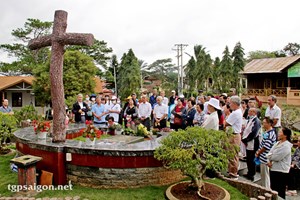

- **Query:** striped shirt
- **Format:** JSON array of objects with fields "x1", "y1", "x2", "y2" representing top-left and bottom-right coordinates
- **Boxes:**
[{"x1": 258, "y1": 129, "x2": 277, "y2": 164}]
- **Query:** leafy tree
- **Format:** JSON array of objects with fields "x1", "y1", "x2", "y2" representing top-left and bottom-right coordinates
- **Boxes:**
[
  {"x1": 195, "y1": 45, "x2": 211, "y2": 91},
  {"x1": 0, "y1": 18, "x2": 52, "y2": 75},
  {"x1": 154, "y1": 127, "x2": 235, "y2": 193},
  {"x1": 33, "y1": 50, "x2": 97, "y2": 108},
  {"x1": 211, "y1": 57, "x2": 222, "y2": 91},
  {"x1": 144, "y1": 58, "x2": 176, "y2": 92},
  {"x1": 283, "y1": 42, "x2": 300, "y2": 56},
  {"x1": 185, "y1": 56, "x2": 197, "y2": 94},
  {"x1": 220, "y1": 46, "x2": 233, "y2": 91},
  {"x1": 67, "y1": 39, "x2": 113, "y2": 68},
  {"x1": 232, "y1": 42, "x2": 245, "y2": 92},
  {"x1": 0, "y1": 18, "x2": 112, "y2": 76},
  {"x1": 247, "y1": 50, "x2": 277, "y2": 62},
  {"x1": 117, "y1": 49, "x2": 141, "y2": 99}
]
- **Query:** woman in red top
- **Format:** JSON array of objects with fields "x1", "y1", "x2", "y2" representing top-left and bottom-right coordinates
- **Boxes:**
[{"x1": 171, "y1": 98, "x2": 187, "y2": 131}]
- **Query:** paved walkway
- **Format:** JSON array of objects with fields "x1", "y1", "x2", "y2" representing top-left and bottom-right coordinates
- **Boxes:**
[{"x1": 238, "y1": 160, "x2": 300, "y2": 200}]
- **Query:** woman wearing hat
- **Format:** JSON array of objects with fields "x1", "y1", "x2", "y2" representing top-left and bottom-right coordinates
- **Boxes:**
[{"x1": 201, "y1": 98, "x2": 221, "y2": 130}]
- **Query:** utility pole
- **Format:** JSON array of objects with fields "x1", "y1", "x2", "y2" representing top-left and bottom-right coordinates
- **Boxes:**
[
  {"x1": 173, "y1": 44, "x2": 188, "y2": 95},
  {"x1": 113, "y1": 62, "x2": 117, "y2": 97}
]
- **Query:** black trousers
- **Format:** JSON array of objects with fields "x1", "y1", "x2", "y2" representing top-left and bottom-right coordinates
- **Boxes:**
[
  {"x1": 287, "y1": 167, "x2": 300, "y2": 190},
  {"x1": 140, "y1": 117, "x2": 151, "y2": 131},
  {"x1": 153, "y1": 119, "x2": 167, "y2": 129},
  {"x1": 246, "y1": 150, "x2": 256, "y2": 177},
  {"x1": 270, "y1": 170, "x2": 288, "y2": 199}
]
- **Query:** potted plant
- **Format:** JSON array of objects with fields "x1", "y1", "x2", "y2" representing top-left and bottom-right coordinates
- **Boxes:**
[
  {"x1": 154, "y1": 126, "x2": 235, "y2": 200},
  {"x1": 82, "y1": 121, "x2": 102, "y2": 146},
  {"x1": 108, "y1": 123, "x2": 122, "y2": 135},
  {"x1": 32, "y1": 119, "x2": 51, "y2": 139}
]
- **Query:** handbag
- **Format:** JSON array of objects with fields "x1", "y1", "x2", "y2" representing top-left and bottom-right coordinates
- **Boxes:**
[
  {"x1": 174, "y1": 116, "x2": 182, "y2": 125},
  {"x1": 105, "y1": 114, "x2": 110, "y2": 121}
]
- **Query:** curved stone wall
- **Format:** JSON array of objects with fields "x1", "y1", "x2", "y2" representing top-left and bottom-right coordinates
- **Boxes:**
[{"x1": 14, "y1": 125, "x2": 184, "y2": 188}]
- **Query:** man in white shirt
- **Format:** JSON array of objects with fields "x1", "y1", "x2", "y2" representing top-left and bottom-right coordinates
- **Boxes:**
[
  {"x1": 265, "y1": 95, "x2": 281, "y2": 136},
  {"x1": 153, "y1": 96, "x2": 168, "y2": 129},
  {"x1": 160, "y1": 91, "x2": 169, "y2": 106},
  {"x1": 225, "y1": 95, "x2": 243, "y2": 179},
  {"x1": 138, "y1": 95, "x2": 152, "y2": 131},
  {"x1": 107, "y1": 96, "x2": 121, "y2": 123}
]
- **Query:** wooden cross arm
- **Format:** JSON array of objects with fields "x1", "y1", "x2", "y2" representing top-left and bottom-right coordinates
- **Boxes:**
[
  {"x1": 57, "y1": 33, "x2": 94, "y2": 46},
  {"x1": 28, "y1": 33, "x2": 94, "y2": 50},
  {"x1": 28, "y1": 35, "x2": 52, "y2": 50}
]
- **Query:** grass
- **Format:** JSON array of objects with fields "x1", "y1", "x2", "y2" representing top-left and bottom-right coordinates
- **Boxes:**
[
  {"x1": 0, "y1": 153, "x2": 18, "y2": 196},
  {"x1": 0, "y1": 147, "x2": 248, "y2": 199},
  {"x1": 206, "y1": 178, "x2": 248, "y2": 200}
]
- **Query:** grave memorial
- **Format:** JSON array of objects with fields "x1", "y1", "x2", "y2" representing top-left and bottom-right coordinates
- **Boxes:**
[{"x1": 14, "y1": 10, "x2": 184, "y2": 188}]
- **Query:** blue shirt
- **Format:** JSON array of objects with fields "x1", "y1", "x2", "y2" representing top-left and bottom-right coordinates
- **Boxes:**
[
  {"x1": 92, "y1": 104, "x2": 106, "y2": 123},
  {"x1": 0, "y1": 106, "x2": 12, "y2": 113}
]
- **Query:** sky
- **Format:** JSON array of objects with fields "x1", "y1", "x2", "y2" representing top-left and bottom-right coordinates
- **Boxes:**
[{"x1": 1, "y1": 0, "x2": 300, "y2": 66}]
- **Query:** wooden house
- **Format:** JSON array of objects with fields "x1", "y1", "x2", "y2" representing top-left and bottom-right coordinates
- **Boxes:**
[{"x1": 241, "y1": 55, "x2": 300, "y2": 105}]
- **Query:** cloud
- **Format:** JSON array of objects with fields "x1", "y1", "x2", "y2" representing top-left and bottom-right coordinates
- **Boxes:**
[{"x1": 1, "y1": 0, "x2": 300, "y2": 65}]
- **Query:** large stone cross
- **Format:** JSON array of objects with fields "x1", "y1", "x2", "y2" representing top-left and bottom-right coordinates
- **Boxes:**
[{"x1": 28, "y1": 10, "x2": 94, "y2": 142}]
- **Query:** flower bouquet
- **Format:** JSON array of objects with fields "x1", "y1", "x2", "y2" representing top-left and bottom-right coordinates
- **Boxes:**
[
  {"x1": 32, "y1": 119, "x2": 51, "y2": 139},
  {"x1": 81, "y1": 121, "x2": 102, "y2": 146}
]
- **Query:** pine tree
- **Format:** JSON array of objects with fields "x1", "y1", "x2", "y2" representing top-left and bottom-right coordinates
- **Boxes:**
[
  {"x1": 232, "y1": 42, "x2": 245, "y2": 92},
  {"x1": 117, "y1": 49, "x2": 141, "y2": 99},
  {"x1": 220, "y1": 46, "x2": 233, "y2": 91}
]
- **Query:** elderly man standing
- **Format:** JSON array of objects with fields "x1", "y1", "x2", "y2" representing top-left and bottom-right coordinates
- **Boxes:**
[
  {"x1": 72, "y1": 94, "x2": 89, "y2": 123},
  {"x1": 225, "y1": 96, "x2": 243, "y2": 180},
  {"x1": 138, "y1": 95, "x2": 152, "y2": 131},
  {"x1": 0, "y1": 99, "x2": 14, "y2": 115},
  {"x1": 153, "y1": 96, "x2": 168, "y2": 129},
  {"x1": 241, "y1": 108, "x2": 261, "y2": 181},
  {"x1": 265, "y1": 95, "x2": 281, "y2": 137},
  {"x1": 92, "y1": 96, "x2": 107, "y2": 124}
]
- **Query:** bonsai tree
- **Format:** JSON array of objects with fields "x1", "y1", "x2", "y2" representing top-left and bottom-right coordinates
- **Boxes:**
[
  {"x1": 154, "y1": 126, "x2": 236, "y2": 193},
  {"x1": 0, "y1": 112, "x2": 18, "y2": 154}
]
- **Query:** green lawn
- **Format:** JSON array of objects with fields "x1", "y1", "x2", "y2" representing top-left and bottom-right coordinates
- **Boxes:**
[{"x1": 0, "y1": 150, "x2": 248, "y2": 199}]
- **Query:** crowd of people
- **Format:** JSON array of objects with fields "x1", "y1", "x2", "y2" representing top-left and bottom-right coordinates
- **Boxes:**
[
  {"x1": 69, "y1": 90, "x2": 300, "y2": 199},
  {"x1": 1, "y1": 89, "x2": 300, "y2": 198}
]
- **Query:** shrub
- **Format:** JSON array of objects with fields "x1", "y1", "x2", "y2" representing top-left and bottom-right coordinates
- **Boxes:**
[
  {"x1": 0, "y1": 112, "x2": 18, "y2": 152},
  {"x1": 154, "y1": 126, "x2": 236, "y2": 193},
  {"x1": 14, "y1": 105, "x2": 39, "y2": 126}
]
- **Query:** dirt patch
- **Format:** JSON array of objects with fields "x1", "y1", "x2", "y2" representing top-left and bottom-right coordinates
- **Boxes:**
[{"x1": 171, "y1": 182, "x2": 226, "y2": 200}]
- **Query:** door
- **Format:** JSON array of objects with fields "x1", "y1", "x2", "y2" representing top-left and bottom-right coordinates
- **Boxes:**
[{"x1": 264, "y1": 79, "x2": 272, "y2": 96}]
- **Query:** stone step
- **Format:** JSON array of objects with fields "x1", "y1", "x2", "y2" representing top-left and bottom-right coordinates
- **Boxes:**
[{"x1": 238, "y1": 160, "x2": 261, "y2": 184}]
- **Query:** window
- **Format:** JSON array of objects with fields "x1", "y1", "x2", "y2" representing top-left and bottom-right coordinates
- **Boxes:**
[
  {"x1": 12, "y1": 92, "x2": 22, "y2": 107},
  {"x1": 276, "y1": 79, "x2": 286, "y2": 88}
]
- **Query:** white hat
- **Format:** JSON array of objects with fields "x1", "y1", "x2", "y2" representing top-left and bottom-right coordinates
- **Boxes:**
[
  {"x1": 207, "y1": 98, "x2": 221, "y2": 110},
  {"x1": 171, "y1": 90, "x2": 176, "y2": 93},
  {"x1": 111, "y1": 96, "x2": 117, "y2": 100},
  {"x1": 221, "y1": 93, "x2": 228, "y2": 97}
]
